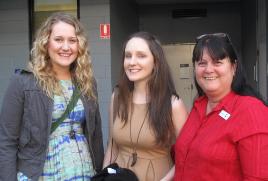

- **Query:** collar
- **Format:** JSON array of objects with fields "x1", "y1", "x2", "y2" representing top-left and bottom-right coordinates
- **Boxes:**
[{"x1": 193, "y1": 91, "x2": 239, "y2": 118}]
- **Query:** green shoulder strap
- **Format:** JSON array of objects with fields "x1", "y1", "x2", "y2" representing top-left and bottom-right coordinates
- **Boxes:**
[{"x1": 50, "y1": 85, "x2": 81, "y2": 133}]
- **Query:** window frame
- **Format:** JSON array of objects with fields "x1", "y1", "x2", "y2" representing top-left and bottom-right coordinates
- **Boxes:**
[{"x1": 28, "y1": 0, "x2": 80, "y2": 48}]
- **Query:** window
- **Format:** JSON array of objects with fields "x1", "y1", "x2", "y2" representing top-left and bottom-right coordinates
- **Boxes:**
[{"x1": 29, "y1": 0, "x2": 79, "y2": 46}]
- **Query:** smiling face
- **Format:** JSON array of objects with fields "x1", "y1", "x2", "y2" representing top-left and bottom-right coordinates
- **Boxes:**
[
  {"x1": 48, "y1": 21, "x2": 78, "y2": 73},
  {"x1": 124, "y1": 37, "x2": 155, "y2": 84},
  {"x1": 194, "y1": 48, "x2": 236, "y2": 100}
]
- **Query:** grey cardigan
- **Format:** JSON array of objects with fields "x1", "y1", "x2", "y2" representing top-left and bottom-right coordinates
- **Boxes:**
[{"x1": 0, "y1": 71, "x2": 104, "y2": 181}]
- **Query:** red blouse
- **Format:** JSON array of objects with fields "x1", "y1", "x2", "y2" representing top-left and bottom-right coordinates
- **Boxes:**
[{"x1": 174, "y1": 92, "x2": 268, "y2": 181}]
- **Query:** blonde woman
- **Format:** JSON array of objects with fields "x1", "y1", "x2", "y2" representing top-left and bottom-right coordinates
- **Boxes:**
[{"x1": 0, "y1": 12, "x2": 103, "y2": 180}]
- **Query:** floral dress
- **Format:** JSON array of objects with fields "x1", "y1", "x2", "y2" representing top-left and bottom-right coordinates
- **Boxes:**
[{"x1": 17, "y1": 80, "x2": 95, "y2": 181}]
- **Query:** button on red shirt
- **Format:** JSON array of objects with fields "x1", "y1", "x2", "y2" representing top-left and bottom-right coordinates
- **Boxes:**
[{"x1": 174, "y1": 92, "x2": 268, "y2": 181}]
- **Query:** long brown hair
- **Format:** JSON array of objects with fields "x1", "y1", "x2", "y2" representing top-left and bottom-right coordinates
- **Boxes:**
[{"x1": 115, "y1": 32, "x2": 178, "y2": 146}]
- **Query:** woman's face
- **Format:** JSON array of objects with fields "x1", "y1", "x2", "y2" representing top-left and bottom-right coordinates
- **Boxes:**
[
  {"x1": 48, "y1": 21, "x2": 78, "y2": 73},
  {"x1": 124, "y1": 37, "x2": 155, "y2": 84},
  {"x1": 194, "y1": 49, "x2": 236, "y2": 99}
]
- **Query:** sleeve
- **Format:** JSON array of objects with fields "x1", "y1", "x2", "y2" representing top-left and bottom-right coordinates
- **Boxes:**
[
  {"x1": 238, "y1": 134, "x2": 268, "y2": 180},
  {"x1": 233, "y1": 99, "x2": 268, "y2": 140},
  {"x1": 234, "y1": 99, "x2": 268, "y2": 180},
  {"x1": 92, "y1": 78, "x2": 104, "y2": 172},
  {"x1": 0, "y1": 74, "x2": 25, "y2": 181}
]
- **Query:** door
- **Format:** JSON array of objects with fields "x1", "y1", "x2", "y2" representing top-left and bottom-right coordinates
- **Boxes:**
[{"x1": 163, "y1": 44, "x2": 197, "y2": 112}]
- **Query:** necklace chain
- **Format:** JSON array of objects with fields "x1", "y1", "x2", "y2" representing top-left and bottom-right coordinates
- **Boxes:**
[{"x1": 129, "y1": 108, "x2": 148, "y2": 167}]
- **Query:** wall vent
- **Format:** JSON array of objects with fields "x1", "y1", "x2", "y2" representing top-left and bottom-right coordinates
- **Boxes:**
[{"x1": 172, "y1": 9, "x2": 207, "y2": 18}]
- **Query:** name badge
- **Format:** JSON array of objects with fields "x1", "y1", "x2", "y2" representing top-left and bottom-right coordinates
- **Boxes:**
[{"x1": 219, "y1": 110, "x2": 230, "y2": 120}]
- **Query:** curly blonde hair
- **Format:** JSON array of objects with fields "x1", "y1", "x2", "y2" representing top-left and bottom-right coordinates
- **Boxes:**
[{"x1": 29, "y1": 12, "x2": 95, "y2": 100}]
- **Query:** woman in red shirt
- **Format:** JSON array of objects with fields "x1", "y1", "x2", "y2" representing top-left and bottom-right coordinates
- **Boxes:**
[{"x1": 174, "y1": 33, "x2": 268, "y2": 181}]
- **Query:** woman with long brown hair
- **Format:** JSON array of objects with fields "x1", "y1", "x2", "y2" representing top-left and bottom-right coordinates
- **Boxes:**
[{"x1": 103, "y1": 32, "x2": 188, "y2": 181}]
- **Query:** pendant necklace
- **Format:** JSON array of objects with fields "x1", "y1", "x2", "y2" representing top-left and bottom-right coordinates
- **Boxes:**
[{"x1": 129, "y1": 109, "x2": 148, "y2": 167}]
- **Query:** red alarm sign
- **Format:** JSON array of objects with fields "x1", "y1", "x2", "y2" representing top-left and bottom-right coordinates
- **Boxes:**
[{"x1": 100, "y1": 24, "x2": 110, "y2": 39}]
